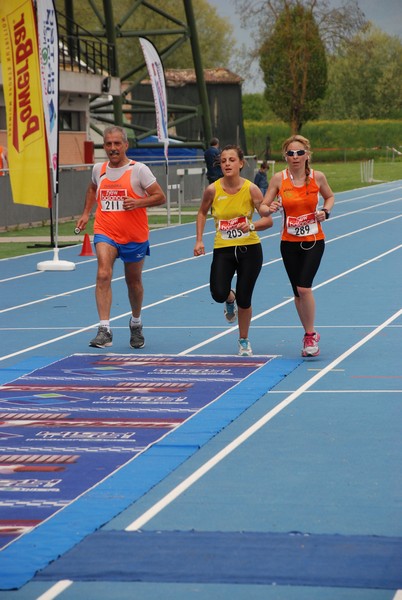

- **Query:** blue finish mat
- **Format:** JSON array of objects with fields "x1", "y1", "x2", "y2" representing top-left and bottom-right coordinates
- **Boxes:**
[
  {"x1": 37, "y1": 529, "x2": 402, "y2": 589},
  {"x1": 0, "y1": 354, "x2": 301, "y2": 590}
]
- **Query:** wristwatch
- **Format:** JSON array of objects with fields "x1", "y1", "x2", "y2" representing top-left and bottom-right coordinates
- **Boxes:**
[
  {"x1": 322, "y1": 208, "x2": 330, "y2": 219},
  {"x1": 249, "y1": 222, "x2": 255, "y2": 231}
]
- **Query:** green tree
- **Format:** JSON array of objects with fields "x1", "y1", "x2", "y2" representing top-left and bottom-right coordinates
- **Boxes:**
[
  {"x1": 234, "y1": 1, "x2": 365, "y2": 75},
  {"x1": 242, "y1": 93, "x2": 276, "y2": 121},
  {"x1": 320, "y1": 26, "x2": 402, "y2": 119},
  {"x1": 260, "y1": 3, "x2": 327, "y2": 133},
  {"x1": 55, "y1": 0, "x2": 235, "y2": 79}
]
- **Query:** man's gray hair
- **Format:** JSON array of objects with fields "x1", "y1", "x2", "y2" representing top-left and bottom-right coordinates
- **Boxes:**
[{"x1": 103, "y1": 126, "x2": 128, "y2": 143}]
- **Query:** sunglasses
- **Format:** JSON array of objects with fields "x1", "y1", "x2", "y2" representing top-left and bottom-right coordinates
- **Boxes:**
[{"x1": 286, "y1": 149, "x2": 306, "y2": 157}]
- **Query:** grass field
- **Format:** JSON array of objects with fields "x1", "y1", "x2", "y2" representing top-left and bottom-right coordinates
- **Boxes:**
[{"x1": 0, "y1": 159, "x2": 400, "y2": 259}]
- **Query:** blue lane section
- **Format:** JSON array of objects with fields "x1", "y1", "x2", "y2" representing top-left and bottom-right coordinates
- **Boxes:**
[
  {"x1": 0, "y1": 355, "x2": 300, "y2": 589},
  {"x1": 37, "y1": 529, "x2": 402, "y2": 589},
  {"x1": 0, "y1": 357, "x2": 60, "y2": 385}
]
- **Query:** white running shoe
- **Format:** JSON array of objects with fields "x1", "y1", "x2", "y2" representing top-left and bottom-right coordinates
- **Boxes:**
[
  {"x1": 238, "y1": 338, "x2": 253, "y2": 356},
  {"x1": 224, "y1": 290, "x2": 237, "y2": 323}
]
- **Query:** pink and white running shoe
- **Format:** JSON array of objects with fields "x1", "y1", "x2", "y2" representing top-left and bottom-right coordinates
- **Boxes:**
[{"x1": 302, "y1": 332, "x2": 320, "y2": 357}]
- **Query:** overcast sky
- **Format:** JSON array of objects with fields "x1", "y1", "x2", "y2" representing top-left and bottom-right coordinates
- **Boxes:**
[{"x1": 213, "y1": 0, "x2": 402, "y2": 93}]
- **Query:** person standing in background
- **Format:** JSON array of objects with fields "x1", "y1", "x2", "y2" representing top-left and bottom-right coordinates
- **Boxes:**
[
  {"x1": 76, "y1": 126, "x2": 166, "y2": 350},
  {"x1": 260, "y1": 134, "x2": 334, "y2": 358},
  {"x1": 254, "y1": 160, "x2": 269, "y2": 194},
  {"x1": 204, "y1": 137, "x2": 223, "y2": 184},
  {"x1": 0, "y1": 146, "x2": 8, "y2": 175}
]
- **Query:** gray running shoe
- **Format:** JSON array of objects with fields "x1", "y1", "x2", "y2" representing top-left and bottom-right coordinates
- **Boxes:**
[
  {"x1": 129, "y1": 320, "x2": 145, "y2": 349},
  {"x1": 89, "y1": 326, "x2": 113, "y2": 348}
]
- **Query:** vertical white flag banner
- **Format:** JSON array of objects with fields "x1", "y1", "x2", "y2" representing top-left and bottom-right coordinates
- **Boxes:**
[
  {"x1": 35, "y1": 0, "x2": 75, "y2": 271},
  {"x1": 139, "y1": 37, "x2": 168, "y2": 162},
  {"x1": 36, "y1": 0, "x2": 59, "y2": 194}
]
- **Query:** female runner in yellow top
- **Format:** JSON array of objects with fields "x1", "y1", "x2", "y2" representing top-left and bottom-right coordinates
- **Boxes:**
[
  {"x1": 260, "y1": 135, "x2": 335, "y2": 357},
  {"x1": 194, "y1": 145, "x2": 273, "y2": 356}
]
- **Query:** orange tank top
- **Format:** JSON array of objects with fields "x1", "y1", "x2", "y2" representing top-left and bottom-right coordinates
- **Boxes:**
[
  {"x1": 94, "y1": 161, "x2": 149, "y2": 244},
  {"x1": 279, "y1": 169, "x2": 324, "y2": 242}
]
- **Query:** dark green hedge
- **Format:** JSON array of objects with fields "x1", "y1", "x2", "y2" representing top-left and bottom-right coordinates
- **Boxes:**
[{"x1": 245, "y1": 119, "x2": 402, "y2": 161}]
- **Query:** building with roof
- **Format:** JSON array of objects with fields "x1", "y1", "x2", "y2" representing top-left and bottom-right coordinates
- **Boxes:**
[{"x1": 134, "y1": 68, "x2": 247, "y2": 152}]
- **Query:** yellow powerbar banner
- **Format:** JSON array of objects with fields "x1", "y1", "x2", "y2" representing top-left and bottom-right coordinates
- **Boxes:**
[{"x1": 0, "y1": 0, "x2": 51, "y2": 207}]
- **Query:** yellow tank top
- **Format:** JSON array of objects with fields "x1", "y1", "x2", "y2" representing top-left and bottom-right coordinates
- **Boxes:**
[{"x1": 212, "y1": 179, "x2": 260, "y2": 249}]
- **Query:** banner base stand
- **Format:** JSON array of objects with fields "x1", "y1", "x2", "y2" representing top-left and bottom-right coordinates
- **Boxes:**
[
  {"x1": 28, "y1": 243, "x2": 77, "y2": 249},
  {"x1": 37, "y1": 248, "x2": 75, "y2": 271}
]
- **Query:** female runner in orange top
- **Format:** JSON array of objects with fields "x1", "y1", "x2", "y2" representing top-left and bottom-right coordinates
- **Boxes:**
[{"x1": 260, "y1": 135, "x2": 334, "y2": 357}]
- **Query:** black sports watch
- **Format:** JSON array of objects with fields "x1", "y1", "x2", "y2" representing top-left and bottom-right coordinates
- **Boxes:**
[{"x1": 322, "y1": 208, "x2": 330, "y2": 219}]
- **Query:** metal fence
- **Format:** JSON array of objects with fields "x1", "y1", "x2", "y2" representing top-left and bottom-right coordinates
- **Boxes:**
[{"x1": 0, "y1": 156, "x2": 258, "y2": 231}]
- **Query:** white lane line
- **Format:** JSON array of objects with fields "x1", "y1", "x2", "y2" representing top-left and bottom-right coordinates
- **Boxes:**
[
  {"x1": 0, "y1": 229, "x2": 216, "y2": 282},
  {"x1": 0, "y1": 270, "x2": 45, "y2": 283},
  {"x1": 150, "y1": 229, "x2": 215, "y2": 247},
  {"x1": 35, "y1": 579, "x2": 73, "y2": 600},
  {"x1": 1, "y1": 324, "x2": 401, "y2": 332},
  {"x1": 1, "y1": 196, "x2": 401, "y2": 283},
  {"x1": 0, "y1": 255, "x2": 211, "y2": 313},
  {"x1": 312, "y1": 244, "x2": 402, "y2": 291},
  {"x1": 126, "y1": 308, "x2": 402, "y2": 532},
  {"x1": 0, "y1": 244, "x2": 400, "y2": 362},
  {"x1": 326, "y1": 215, "x2": 401, "y2": 245},
  {"x1": 5, "y1": 208, "x2": 396, "y2": 305},
  {"x1": 2, "y1": 208, "x2": 400, "y2": 298},
  {"x1": 180, "y1": 244, "x2": 402, "y2": 354},
  {"x1": 0, "y1": 285, "x2": 95, "y2": 313},
  {"x1": 0, "y1": 286, "x2": 208, "y2": 362},
  {"x1": 268, "y1": 390, "x2": 402, "y2": 393}
]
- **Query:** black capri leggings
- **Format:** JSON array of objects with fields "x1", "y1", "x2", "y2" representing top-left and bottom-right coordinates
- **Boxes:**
[
  {"x1": 280, "y1": 239, "x2": 325, "y2": 297},
  {"x1": 210, "y1": 243, "x2": 263, "y2": 309}
]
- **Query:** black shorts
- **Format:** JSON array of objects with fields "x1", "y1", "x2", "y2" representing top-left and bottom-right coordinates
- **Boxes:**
[
  {"x1": 280, "y1": 239, "x2": 325, "y2": 297},
  {"x1": 210, "y1": 244, "x2": 263, "y2": 309}
]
